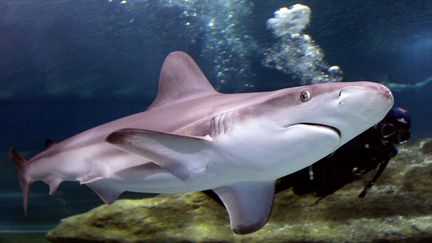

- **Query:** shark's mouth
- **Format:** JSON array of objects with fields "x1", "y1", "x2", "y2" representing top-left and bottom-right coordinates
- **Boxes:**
[{"x1": 297, "y1": 123, "x2": 342, "y2": 138}]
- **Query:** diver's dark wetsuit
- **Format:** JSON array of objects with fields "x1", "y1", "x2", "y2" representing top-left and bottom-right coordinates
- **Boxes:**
[
  {"x1": 205, "y1": 107, "x2": 411, "y2": 204},
  {"x1": 279, "y1": 126, "x2": 398, "y2": 198}
]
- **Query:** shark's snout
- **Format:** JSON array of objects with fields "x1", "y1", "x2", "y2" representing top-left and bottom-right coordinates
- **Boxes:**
[
  {"x1": 370, "y1": 82, "x2": 393, "y2": 101},
  {"x1": 380, "y1": 85, "x2": 393, "y2": 100},
  {"x1": 339, "y1": 82, "x2": 394, "y2": 108},
  {"x1": 357, "y1": 81, "x2": 393, "y2": 101}
]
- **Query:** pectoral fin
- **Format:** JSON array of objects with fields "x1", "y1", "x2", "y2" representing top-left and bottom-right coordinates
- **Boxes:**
[
  {"x1": 106, "y1": 128, "x2": 213, "y2": 181},
  {"x1": 213, "y1": 181, "x2": 275, "y2": 234}
]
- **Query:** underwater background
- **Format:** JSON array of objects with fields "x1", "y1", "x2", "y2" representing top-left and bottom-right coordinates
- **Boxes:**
[{"x1": 1, "y1": 0, "x2": 432, "y2": 240}]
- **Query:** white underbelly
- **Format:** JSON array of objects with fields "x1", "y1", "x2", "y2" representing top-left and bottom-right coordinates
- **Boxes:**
[{"x1": 94, "y1": 157, "x2": 254, "y2": 194}]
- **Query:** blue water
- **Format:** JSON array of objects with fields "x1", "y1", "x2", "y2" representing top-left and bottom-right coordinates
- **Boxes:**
[{"x1": 1, "y1": 0, "x2": 432, "y2": 232}]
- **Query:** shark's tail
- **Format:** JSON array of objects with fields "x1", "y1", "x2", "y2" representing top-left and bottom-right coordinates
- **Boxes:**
[{"x1": 9, "y1": 147, "x2": 31, "y2": 216}]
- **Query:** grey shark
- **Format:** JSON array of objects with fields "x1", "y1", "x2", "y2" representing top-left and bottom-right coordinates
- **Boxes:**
[{"x1": 10, "y1": 51, "x2": 393, "y2": 234}]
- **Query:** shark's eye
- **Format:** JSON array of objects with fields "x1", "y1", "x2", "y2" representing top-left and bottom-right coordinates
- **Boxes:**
[{"x1": 299, "y1": 91, "x2": 311, "y2": 102}]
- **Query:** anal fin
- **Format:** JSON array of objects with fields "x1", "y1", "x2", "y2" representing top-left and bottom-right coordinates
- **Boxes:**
[{"x1": 43, "y1": 175, "x2": 63, "y2": 195}]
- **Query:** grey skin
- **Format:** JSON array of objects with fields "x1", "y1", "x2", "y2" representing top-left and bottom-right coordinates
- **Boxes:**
[{"x1": 10, "y1": 51, "x2": 394, "y2": 234}]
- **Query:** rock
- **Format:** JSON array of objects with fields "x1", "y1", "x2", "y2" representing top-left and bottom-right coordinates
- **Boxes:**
[
  {"x1": 48, "y1": 139, "x2": 432, "y2": 242},
  {"x1": 420, "y1": 138, "x2": 432, "y2": 155}
]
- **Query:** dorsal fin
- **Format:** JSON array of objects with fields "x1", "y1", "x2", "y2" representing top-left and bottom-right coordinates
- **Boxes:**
[{"x1": 147, "y1": 51, "x2": 218, "y2": 110}]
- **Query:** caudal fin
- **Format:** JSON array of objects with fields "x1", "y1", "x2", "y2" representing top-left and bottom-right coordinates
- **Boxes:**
[{"x1": 9, "y1": 147, "x2": 30, "y2": 215}]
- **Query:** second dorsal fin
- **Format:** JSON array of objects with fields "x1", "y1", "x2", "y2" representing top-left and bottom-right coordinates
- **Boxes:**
[
  {"x1": 44, "y1": 139, "x2": 56, "y2": 150},
  {"x1": 147, "y1": 51, "x2": 218, "y2": 110}
]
